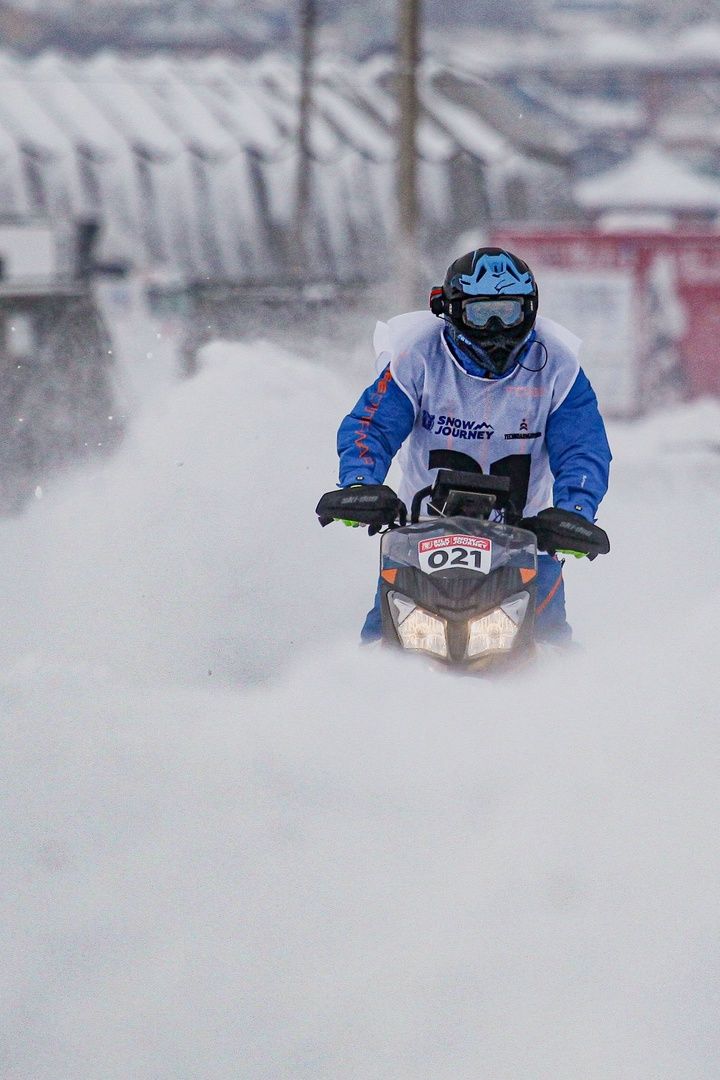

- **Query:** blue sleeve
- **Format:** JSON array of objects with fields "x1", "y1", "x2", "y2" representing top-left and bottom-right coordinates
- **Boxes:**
[
  {"x1": 337, "y1": 365, "x2": 416, "y2": 486},
  {"x1": 545, "y1": 367, "x2": 612, "y2": 521}
]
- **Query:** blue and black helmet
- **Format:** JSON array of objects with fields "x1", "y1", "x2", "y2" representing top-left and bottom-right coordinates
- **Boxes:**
[{"x1": 430, "y1": 247, "x2": 539, "y2": 375}]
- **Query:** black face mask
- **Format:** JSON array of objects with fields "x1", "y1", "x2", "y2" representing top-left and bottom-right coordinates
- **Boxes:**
[{"x1": 445, "y1": 322, "x2": 526, "y2": 377}]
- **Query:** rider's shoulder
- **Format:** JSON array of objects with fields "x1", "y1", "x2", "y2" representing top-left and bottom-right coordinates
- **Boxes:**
[
  {"x1": 533, "y1": 316, "x2": 582, "y2": 369},
  {"x1": 373, "y1": 311, "x2": 441, "y2": 368}
]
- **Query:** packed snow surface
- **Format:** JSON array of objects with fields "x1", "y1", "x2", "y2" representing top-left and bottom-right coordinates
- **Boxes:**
[{"x1": 2, "y1": 341, "x2": 719, "y2": 1079}]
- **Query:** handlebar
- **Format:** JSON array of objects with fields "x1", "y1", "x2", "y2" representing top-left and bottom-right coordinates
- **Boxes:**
[{"x1": 316, "y1": 483, "x2": 609, "y2": 559}]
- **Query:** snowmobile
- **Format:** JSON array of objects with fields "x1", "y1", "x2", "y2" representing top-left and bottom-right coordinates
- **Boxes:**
[{"x1": 316, "y1": 469, "x2": 609, "y2": 672}]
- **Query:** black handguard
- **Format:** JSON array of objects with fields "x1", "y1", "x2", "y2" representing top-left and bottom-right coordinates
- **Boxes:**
[
  {"x1": 316, "y1": 485, "x2": 407, "y2": 535},
  {"x1": 520, "y1": 507, "x2": 610, "y2": 561}
]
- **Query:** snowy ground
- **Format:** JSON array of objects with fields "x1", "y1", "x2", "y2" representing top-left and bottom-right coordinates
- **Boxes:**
[{"x1": 2, "y1": 341, "x2": 719, "y2": 1079}]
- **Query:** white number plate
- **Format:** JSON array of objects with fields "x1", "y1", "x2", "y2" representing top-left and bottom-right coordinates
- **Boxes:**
[{"x1": 417, "y1": 534, "x2": 492, "y2": 575}]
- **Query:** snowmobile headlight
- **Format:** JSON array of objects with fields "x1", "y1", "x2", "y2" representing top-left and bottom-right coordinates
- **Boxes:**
[
  {"x1": 389, "y1": 592, "x2": 448, "y2": 658},
  {"x1": 466, "y1": 592, "x2": 529, "y2": 659}
]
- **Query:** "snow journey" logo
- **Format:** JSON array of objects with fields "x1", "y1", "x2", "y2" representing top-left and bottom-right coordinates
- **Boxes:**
[{"x1": 421, "y1": 410, "x2": 494, "y2": 440}]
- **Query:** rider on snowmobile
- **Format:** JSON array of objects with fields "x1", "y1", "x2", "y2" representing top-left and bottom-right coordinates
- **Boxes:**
[{"x1": 333, "y1": 247, "x2": 612, "y2": 643}]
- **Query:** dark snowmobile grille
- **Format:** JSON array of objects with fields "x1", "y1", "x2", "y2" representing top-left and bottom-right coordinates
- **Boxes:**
[{"x1": 386, "y1": 564, "x2": 534, "y2": 619}]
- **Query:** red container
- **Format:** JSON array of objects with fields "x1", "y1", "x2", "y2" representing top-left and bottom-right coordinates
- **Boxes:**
[{"x1": 492, "y1": 228, "x2": 720, "y2": 408}]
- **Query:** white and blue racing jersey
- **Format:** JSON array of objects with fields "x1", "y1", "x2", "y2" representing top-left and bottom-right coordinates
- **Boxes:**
[{"x1": 337, "y1": 311, "x2": 611, "y2": 521}]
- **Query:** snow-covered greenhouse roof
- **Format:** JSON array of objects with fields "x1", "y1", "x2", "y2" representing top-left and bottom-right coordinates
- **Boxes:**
[
  {"x1": 4, "y1": 42, "x2": 718, "y2": 287},
  {"x1": 0, "y1": 48, "x2": 565, "y2": 285},
  {"x1": 448, "y1": 21, "x2": 720, "y2": 75},
  {"x1": 575, "y1": 142, "x2": 720, "y2": 212}
]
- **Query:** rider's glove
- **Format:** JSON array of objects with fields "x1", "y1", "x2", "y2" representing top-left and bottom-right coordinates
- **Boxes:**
[
  {"x1": 520, "y1": 507, "x2": 610, "y2": 561},
  {"x1": 316, "y1": 484, "x2": 407, "y2": 533}
]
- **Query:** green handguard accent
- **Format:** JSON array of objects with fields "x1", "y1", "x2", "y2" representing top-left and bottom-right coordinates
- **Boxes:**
[{"x1": 556, "y1": 549, "x2": 587, "y2": 559}]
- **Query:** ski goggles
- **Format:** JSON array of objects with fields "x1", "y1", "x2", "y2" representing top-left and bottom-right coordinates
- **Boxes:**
[{"x1": 461, "y1": 297, "x2": 525, "y2": 329}]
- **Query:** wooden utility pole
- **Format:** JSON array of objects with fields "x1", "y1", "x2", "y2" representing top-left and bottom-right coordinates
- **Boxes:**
[
  {"x1": 396, "y1": 0, "x2": 421, "y2": 307},
  {"x1": 296, "y1": 0, "x2": 317, "y2": 276}
]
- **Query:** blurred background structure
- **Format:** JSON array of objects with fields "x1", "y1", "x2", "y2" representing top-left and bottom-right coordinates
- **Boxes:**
[{"x1": 1, "y1": 0, "x2": 720, "y2": 507}]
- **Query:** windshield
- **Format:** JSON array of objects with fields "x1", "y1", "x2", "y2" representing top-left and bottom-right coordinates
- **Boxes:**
[{"x1": 381, "y1": 516, "x2": 536, "y2": 576}]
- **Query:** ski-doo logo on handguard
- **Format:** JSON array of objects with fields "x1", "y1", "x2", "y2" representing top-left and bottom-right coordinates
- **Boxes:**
[{"x1": 454, "y1": 252, "x2": 534, "y2": 296}]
